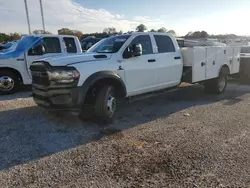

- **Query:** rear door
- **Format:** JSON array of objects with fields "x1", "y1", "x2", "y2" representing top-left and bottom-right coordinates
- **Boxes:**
[
  {"x1": 25, "y1": 37, "x2": 62, "y2": 77},
  {"x1": 153, "y1": 34, "x2": 182, "y2": 89}
]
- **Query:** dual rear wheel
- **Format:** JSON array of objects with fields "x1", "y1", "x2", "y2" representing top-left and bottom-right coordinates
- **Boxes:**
[{"x1": 204, "y1": 68, "x2": 228, "y2": 94}]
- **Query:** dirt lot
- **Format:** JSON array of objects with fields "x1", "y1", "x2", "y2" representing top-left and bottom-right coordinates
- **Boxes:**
[{"x1": 0, "y1": 83, "x2": 250, "y2": 187}]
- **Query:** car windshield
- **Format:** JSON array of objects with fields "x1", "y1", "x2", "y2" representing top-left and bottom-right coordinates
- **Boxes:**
[
  {"x1": 87, "y1": 34, "x2": 131, "y2": 53},
  {"x1": 15, "y1": 35, "x2": 42, "y2": 52}
]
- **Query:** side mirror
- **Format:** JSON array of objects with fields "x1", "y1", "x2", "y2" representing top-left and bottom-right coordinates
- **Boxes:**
[
  {"x1": 35, "y1": 45, "x2": 45, "y2": 55},
  {"x1": 131, "y1": 43, "x2": 142, "y2": 57},
  {"x1": 123, "y1": 43, "x2": 142, "y2": 59}
]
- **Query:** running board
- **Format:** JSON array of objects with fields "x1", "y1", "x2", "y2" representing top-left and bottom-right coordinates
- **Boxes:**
[{"x1": 127, "y1": 87, "x2": 180, "y2": 103}]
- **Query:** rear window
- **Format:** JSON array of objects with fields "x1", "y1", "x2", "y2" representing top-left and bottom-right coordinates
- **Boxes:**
[
  {"x1": 63, "y1": 37, "x2": 77, "y2": 53},
  {"x1": 154, "y1": 35, "x2": 175, "y2": 53},
  {"x1": 241, "y1": 46, "x2": 250, "y2": 53}
]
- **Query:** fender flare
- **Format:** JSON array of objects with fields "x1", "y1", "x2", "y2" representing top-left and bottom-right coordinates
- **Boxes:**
[
  {"x1": 218, "y1": 64, "x2": 230, "y2": 76},
  {"x1": 0, "y1": 66, "x2": 24, "y2": 82},
  {"x1": 79, "y1": 71, "x2": 127, "y2": 104}
]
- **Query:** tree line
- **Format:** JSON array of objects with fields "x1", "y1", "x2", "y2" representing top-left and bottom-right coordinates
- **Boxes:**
[{"x1": 0, "y1": 23, "x2": 245, "y2": 43}]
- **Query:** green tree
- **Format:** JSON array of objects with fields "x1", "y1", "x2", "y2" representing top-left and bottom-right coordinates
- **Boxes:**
[
  {"x1": 58, "y1": 28, "x2": 83, "y2": 39},
  {"x1": 58, "y1": 28, "x2": 74, "y2": 35},
  {"x1": 157, "y1": 27, "x2": 167, "y2": 33},
  {"x1": 9, "y1": 33, "x2": 21, "y2": 41},
  {"x1": 103, "y1": 27, "x2": 117, "y2": 34},
  {"x1": 185, "y1": 31, "x2": 209, "y2": 38},
  {"x1": 72, "y1": 30, "x2": 83, "y2": 39},
  {"x1": 150, "y1": 29, "x2": 156, "y2": 32},
  {"x1": 167, "y1": 30, "x2": 177, "y2": 36},
  {"x1": 185, "y1": 32, "x2": 194, "y2": 38},
  {"x1": 200, "y1": 31, "x2": 209, "y2": 38},
  {"x1": 0, "y1": 33, "x2": 10, "y2": 42},
  {"x1": 33, "y1": 30, "x2": 52, "y2": 34},
  {"x1": 136, "y1": 24, "x2": 147, "y2": 32}
]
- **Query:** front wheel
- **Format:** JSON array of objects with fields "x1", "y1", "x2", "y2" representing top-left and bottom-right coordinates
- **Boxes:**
[
  {"x1": 0, "y1": 71, "x2": 20, "y2": 95},
  {"x1": 94, "y1": 85, "x2": 117, "y2": 123},
  {"x1": 204, "y1": 72, "x2": 228, "y2": 94}
]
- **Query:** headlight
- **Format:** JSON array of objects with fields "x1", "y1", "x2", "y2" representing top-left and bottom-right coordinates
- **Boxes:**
[{"x1": 49, "y1": 69, "x2": 80, "y2": 83}]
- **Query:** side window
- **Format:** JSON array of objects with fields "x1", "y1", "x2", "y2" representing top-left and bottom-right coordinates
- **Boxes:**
[
  {"x1": 43, "y1": 37, "x2": 61, "y2": 53},
  {"x1": 63, "y1": 37, "x2": 77, "y2": 53},
  {"x1": 127, "y1": 35, "x2": 153, "y2": 55},
  {"x1": 154, "y1": 35, "x2": 176, "y2": 53},
  {"x1": 27, "y1": 42, "x2": 43, "y2": 56},
  {"x1": 28, "y1": 37, "x2": 61, "y2": 56}
]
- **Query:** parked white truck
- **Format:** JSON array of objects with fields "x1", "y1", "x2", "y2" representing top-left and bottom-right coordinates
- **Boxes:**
[
  {"x1": 30, "y1": 32, "x2": 240, "y2": 122},
  {"x1": 0, "y1": 35, "x2": 82, "y2": 94}
]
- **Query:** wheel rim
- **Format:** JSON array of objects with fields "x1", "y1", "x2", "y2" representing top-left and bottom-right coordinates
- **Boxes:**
[
  {"x1": 0, "y1": 76, "x2": 15, "y2": 91},
  {"x1": 218, "y1": 76, "x2": 226, "y2": 92},
  {"x1": 106, "y1": 94, "x2": 116, "y2": 117}
]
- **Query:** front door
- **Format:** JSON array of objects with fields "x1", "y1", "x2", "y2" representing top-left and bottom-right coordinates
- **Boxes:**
[
  {"x1": 25, "y1": 37, "x2": 62, "y2": 77},
  {"x1": 121, "y1": 35, "x2": 158, "y2": 96}
]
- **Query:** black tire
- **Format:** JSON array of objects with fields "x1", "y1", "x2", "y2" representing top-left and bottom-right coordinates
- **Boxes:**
[
  {"x1": 78, "y1": 105, "x2": 95, "y2": 121},
  {"x1": 94, "y1": 85, "x2": 117, "y2": 124},
  {"x1": 204, "y1": 69, "x2": 228, "y2": 94},
  {"x1": 0, "y1": 71, "x2": 20, "y2": 95}
]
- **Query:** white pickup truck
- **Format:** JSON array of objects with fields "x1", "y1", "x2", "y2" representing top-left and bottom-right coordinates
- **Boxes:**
[
  {"x1": 0, "y1": 35, "x2": 82, "y2": 94},
  {"x1": 30, "y1": 32, "x2": 240, "y2": 123}
]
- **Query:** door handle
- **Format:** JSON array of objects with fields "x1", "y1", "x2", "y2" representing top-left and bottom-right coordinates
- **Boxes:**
[
  {"x1": 201, "y1": 62, "x2": 206, "y2": 67},
  {"x1": 148, "y1": 59, "x2": 156, "y2": 62},
  {"x1": 174, "y1": 56, "x2": 181, "y2": 60}
]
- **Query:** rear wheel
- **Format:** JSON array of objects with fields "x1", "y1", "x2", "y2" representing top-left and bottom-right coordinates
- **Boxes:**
[
  {"x1": 0, "y1": 71, "x2": 20, "y2": 95},
  {"x1": 204, "y1": 69, "x2": 228, "y2": 94},
  {"x1": 94, "y1": 85, "x2": 117, "y2": 124}
]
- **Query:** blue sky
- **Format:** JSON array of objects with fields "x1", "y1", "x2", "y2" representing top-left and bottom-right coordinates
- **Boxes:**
[
  {"x1": 0, "y1": 0, "x2": 249, "y2": 36},
  {"x1": 75, "y1": 0, "x2": 248, "y2": 19}
]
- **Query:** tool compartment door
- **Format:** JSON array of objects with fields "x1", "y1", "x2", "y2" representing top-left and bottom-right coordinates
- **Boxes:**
[
  {"x1": 192, "y1": 47, "x2": 206, "y2": 82},
  {"x1": 215, "y1": 47, "x2": 227, "y2": 75},
  {"x1": 205, "y1": 47, "x2": 218, "y2": 79},
  {"x1": 231, "y1": 47, "x2": 241, "y2": 74},
  {"x1": 225, "y1": 47, "x2": 234, "y2": 72}
]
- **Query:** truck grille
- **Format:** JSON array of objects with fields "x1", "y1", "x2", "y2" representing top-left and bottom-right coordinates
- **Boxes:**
[{"x1": 30, "y1": 62, "x2": 50, "y2": 86}]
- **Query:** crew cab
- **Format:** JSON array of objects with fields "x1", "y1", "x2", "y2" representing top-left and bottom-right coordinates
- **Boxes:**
[
  {"x1": 30, "y1": 32, "x2": 240, "y2": 123},
  {"x1": 0, "y1": 35, "x2": 82, "y2": 94}
]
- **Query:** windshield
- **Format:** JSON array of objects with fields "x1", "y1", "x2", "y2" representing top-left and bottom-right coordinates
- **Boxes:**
[
  {"x1": 15, "y1": 35, "x2": 42, "y2": 52},
  {"x1": 87, "y1": 34, "x2": 131, "y2": 53}
]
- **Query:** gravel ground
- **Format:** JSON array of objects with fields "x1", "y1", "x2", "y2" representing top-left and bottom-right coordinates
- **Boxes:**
[{"x1": 1, "y1": 83, "x2": 250, "y2": 187}]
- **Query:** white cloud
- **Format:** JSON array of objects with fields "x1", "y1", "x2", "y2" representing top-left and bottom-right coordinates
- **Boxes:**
[
  {"x1": 0, "y1": 0, "x2": 167, "y2": 34},
  {"x1": 0, "y1": 0, "x2": 249, "y2": 36}
]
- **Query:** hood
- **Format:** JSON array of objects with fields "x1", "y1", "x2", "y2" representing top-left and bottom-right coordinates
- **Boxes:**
[{"x1": 37, "y1": 52, "x2": 112, "y2": 66}]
